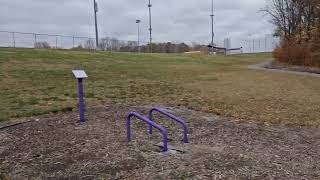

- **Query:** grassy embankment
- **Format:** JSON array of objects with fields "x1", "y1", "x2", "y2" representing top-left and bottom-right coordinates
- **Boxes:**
[{"x1": 0, "y1": 48, "x2": 319, "y2": 127}]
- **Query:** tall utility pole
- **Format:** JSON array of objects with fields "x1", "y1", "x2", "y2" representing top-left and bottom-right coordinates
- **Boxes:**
[
  {"x1": 93, "y1": 0, "x2": 99, "y2": 49},
  {"x1": 210, "y1": 0, "x2": 215, "y2": 54},
  {"x1": 136, "y1": 19, "x2": 141, "y2": 53},
  {"x1": 148, "y1": 0, "x2": 153, "y2": 53}
]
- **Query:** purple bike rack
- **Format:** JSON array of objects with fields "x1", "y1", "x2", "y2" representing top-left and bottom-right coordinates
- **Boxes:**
[
  {"x1": 127, "y1": 112, "x2": 168, "y2": 152},
  {"x1": 148, "y1": 108, "x2": 189, "y2": 143}
]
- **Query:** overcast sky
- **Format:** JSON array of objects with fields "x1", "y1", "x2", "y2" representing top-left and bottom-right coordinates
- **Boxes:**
[{"x1": 0, "y1": 0, "x2": 274, "y2": 45}]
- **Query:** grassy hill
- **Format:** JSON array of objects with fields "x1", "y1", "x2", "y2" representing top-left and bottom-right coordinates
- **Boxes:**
[{"x1": 0, "y1": 48, "x2": 319, "y2": 127}]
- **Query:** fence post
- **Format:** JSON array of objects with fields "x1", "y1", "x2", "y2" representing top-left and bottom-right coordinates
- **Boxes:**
[
  {"x1": 265, "y1": 36, "x2": 267, "y2": 52},
  {"x1": 253, "y1": 39, "x2": 255, "y2": 53},
  {"x1": 56, "y1": 36, "x2": 58, "y2": 49},
  {"x1": 73, "y1": 36, "x2": 75, "y2": 48},
  {"x1": 60, "y1": 36, "x2": 62, "y2": 49},
  {"x1": 12, "y1": 32, "x2": 15, "y2": 48},
  {"x1": 34, "y1": 33, "x2": 37, "y2": 47}
]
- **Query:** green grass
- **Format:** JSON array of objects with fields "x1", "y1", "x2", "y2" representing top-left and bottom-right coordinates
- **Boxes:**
[
  {"x1": 169, "y1": 170, "x2": 194, "y2": 179},
  {"x1": 0, "y1": 48, "x2": 320, "y2": 127}
]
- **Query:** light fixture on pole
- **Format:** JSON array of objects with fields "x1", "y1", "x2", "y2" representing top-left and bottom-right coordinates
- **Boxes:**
[
  {"x1": 136, "y1": 19, "x2": 141, "y2": 53},
  {"x1": 93, "y1": 0, "x2": 99, "y2": 49},
  {"x1": 148, "y1": 0, "x2": 153, "y2": 53}
]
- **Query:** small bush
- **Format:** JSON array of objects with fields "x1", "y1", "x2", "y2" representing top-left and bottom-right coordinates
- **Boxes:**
[
  {"x1": 273, "y1": 27, "x2": 320, "y2": 68},
  {"x1": 273, "y1": 41, "x2": 317, "y2": 67}
]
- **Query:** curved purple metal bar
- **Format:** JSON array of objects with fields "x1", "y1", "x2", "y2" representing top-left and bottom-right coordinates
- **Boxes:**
[
  {"x1": 149, "y1": 108, "x2": 188, "y2": 143},
  {"x1": 127, "y1": 112, "x2": 168, "y2": 152}
]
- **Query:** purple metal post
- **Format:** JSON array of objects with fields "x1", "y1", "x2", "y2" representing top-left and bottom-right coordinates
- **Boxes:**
[
  {"x1": 78, "y1": 78, "x2": 85, "y2": 123},
  {"x1": 127, "y1": 112, "x2": 168, "y2": 152},
  {"x1": 149, "y1": 108, "x2": 188, "y2": 143}
]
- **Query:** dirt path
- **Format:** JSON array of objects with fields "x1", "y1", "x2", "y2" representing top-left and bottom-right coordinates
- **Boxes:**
[
  {"x1": 248, "y1": 60, "x2": 320, "y2": 78},
  {"x1": 0, "y1": 104, "x2": 319, "y2": 179}
]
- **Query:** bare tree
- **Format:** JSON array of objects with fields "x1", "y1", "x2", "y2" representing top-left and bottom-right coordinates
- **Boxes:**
[
  {"x1": 265, "y1": 0, "x2": 320, "y2": 66},
  {"x1": 34, "y1": 42, "x2": 51, "y2": 49},
  {"x1": 263, "y1": 0, "x2": 319, "y2": 42},
  {"x1": 99, "y1": 38, "x2": 111, "y2": 51},
  {"x1": 110, "y1": 38, "x2": 120, "y2": 51},
  {"x1": 85, "y1": 39, "x2": 95, "y2": 50},
  {"x1": 263, "y1": 0, "x2": 298, "y2": 41}
]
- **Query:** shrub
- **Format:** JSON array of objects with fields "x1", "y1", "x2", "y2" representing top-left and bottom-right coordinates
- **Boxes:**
[
  {"x1": 310, "y1": 29, "x2": 320, "y2": 67},
  {"x1": 273, "y1": 40, "x2": 318, "y2": 67},
  {"x1": 267, "y1": 0, "x2": 320, "y2": 68}
]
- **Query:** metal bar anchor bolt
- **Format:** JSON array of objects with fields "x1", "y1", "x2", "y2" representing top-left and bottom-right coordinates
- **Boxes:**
[
  {"x1": 148, "y1": 108, "x2": 189, "y2": 143},
  {"x1": 127, "y1": 112, "x2": 168, "y2": 152}
]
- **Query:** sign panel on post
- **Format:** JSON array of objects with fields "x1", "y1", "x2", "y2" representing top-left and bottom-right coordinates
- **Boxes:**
[
  {"x1": 72, "y1": 70, "x2": 88, "y2": 123},
  {"x1": 72, "y1": 70, "x2": 88, "y2": 79}
]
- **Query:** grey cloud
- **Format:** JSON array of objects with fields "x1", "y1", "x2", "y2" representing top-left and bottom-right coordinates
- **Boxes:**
[{"x1": 0, "y1": 0, "x2": 274, "y2": 45}]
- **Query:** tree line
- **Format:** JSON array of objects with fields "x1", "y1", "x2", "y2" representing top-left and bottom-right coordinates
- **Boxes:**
[
  {"x1": 264, "y1": 0, "x2": 320, "y2": 67},
  {"x1": 83, "y1": 37, "x2": 206, "y2": 53},
  {"x1": 34, "y1": 37, "x2": 208, "y2": 54}
]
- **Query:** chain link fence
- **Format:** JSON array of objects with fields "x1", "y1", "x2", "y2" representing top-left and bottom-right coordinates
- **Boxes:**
[
  {"x1": 0, "y1": 30, "x2": 280, "y2": 54},
  {"x1": 215, "y1": 35, "x2": 280, "y2": 54},
  {"x1": 0, "y1": 31, "x2": 96, "y2": 50}
]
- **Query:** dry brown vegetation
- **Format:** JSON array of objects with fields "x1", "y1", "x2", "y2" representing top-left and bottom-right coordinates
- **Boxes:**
[{"x1": 265, "y1": 0, "x2": 320, "y2": 67}]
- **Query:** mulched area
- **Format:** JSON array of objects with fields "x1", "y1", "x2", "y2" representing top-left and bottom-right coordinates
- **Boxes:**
[{"x1": 0, "y1": 104, "x2": 319, "y2": 179}]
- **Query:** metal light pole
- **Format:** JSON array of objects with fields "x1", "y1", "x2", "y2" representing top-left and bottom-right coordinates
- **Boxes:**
[
  {"x1": 93, "y1": 0, "x2": 99, "y2": 49},
  {"x1": 136, "y1": 19, "x2": 141, "y2": 53},
  {"x1": 210, "y1": 0, "x2": 215, "y2": 55},
  {"x1": 148, "y1": 0, "x2": 153, "y2": 53}
]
